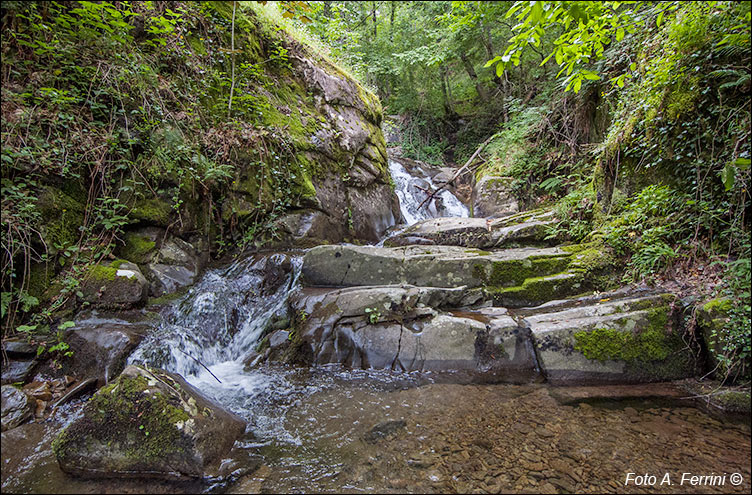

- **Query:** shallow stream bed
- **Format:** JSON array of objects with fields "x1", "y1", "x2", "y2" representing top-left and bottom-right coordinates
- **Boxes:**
[{"x1": 2, "y1": 366, "x2": 750, "y2": 494}]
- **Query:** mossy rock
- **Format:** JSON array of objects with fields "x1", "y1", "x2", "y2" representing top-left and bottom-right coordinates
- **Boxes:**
[
  {"x1": 53, "y1": 365, "x2": 245, "y2": 479},
  {"x1": 488, "y1": 272, "x2": 585, "y2": 307},
  {"x1": 37, "y1": 186, "x2": 85, "y2": 251},
  {"x1": 129, "y1": 198, "x2": 173, "y2": 227},
  {"x1": 79, "y1": 260, "x2": 149, "y2": 308},
  {"x1": 529, "y1": 297, "x2": 700, "y2": 384},
  {"x1": 118, "y1": 232, "x2": 158, "y2": 264}
]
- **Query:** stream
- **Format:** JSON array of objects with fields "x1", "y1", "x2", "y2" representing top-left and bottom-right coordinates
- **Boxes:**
[{"x1": 1, "y1": 156, "x2": 750, "y2": 494}]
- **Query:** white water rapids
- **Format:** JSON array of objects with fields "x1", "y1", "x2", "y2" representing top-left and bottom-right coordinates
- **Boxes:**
[{"x1": 388, "y1": 159, "x2": 468, "y2": 225}]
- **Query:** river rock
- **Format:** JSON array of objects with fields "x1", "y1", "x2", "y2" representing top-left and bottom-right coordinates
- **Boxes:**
[
  {"x1": 302, "y1": 244, "x2": 570, "y2": 290},
  {"x1": 524, "y1": 293, "x2": 700, "y2": 384},
  {"x1": 145, "y1": 236, "x2": 202, "y2": 297},
  {"x1": 63, "y1": 317, "x2": 150, "y2": 385},
  {"x1": 53, "y1": 364, "x2": 246, "y2": 479},
  {"x1": 2, "y1": 338, "x2": 38, "y2": 357},
  {"x1": 79, "y1": 261, "x2": 149, "y2": 307},
  {"x1": 1, "y1": 359, "x2": 37, "y2": 385},
  {"x1": 1, "y1": 385, "x2": 34, "y2": 432},
  {"x1": 473, "y1": 176, "x2": 519, "y2": 218},
  {"x1": 382, "y1": 210, "x2": 554, "y2": 249},
  {"x1": 277, "y1": 286, "x2": 537, "y2": 381}
]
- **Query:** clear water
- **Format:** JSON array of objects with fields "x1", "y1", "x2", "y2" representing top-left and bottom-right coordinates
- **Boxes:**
[
  {"x1": 2, "y1": 167, "x2": 750, "y2": 494},
  {"x1": 388, "y1": 159, "x2": 468, "y2": 225}
]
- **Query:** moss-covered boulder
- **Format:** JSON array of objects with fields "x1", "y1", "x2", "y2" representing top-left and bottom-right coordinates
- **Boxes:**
[
  {"x1": 524, "y1": 292, "x2": 701, "y2": 384},
  {"x1": 53, "y1": 365, "x2": 245, "y2": 479},
  {"x1": 79, "y1": 261, "x2": 148, "y2": 308}
]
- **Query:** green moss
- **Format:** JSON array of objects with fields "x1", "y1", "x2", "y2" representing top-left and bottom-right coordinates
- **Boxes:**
[
  {"x1": 87, "y1": 264, "x2": 118, "y2": 282},
  {"x1": 130, "y1": 198, "x2": 172, "y2": 226},
  {"x1": 489, "y1": 272, "x2": 585, "y2": 306},
  {"x1": 714, "y1": 390, "x2": 751, "y2": 413},
  {"x1": 54, "y1": 368, "x2": 194, "y2": 467},
  {"x1": 119, "y1": 233, "x2": 156, "y2": 264},
  {"x1": 702, "y1": 297, "x2": 732, "y2": 315},
  {"x1": 37, "y1": 186, "x2": 85, "y2": 249},
  {"x1": 574, "y1": 308, "x2": 673, "y2": 363},
  {"x1": 486, "y1": 256, "x2": 572, "y2": 287},
  {"x1": 148, "y1": 286, "x2": 189, "y2": 306}
]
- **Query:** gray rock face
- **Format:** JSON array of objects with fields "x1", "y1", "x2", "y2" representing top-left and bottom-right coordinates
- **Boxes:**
[
  {"x1": 271, "y1": 281, "x2": 697, "y2": 385},
  {"x1": 523, "y1": 294, "x2": 699, "y2": 384},
  {"x1": 1, "y1": 359, "x2": 37, "y2": 385},
  {"x1": 276, "y1": 286, "x2": 537, "y2": 381},
  {"x1": 64, "y1": 316, "x2": 150, "y2": 385},
  {"x1": 382, "y1": 210, "x2": 555, "y2": 249},
  {"x1": 53, "y1": 365, "x2": 246, "y2": 480},
  {"x1": 1, "y1": 385, "x2": 33, "y2": 432},
  {"x1": 473, "y1": 176, "x2": 519, "y2": 218},
  {"x1": 302, "y1": 244, "x2": 569, "y2": 289}
]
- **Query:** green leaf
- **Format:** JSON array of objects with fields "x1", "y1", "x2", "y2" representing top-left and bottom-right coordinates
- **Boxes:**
[
  {"x1": 657, "y1": 11, "x2": 664, "y2": 27},
  {"x1": 734, "y1": 157, "x2": 751, "y2": 170},
  {"x1": 484, "y1": 56, "x2": 502, "y2": 68},
  {"x1": 615, "y1": 28, "x2": 625, "y2": 41},
  {"x1": 722, "y1": 164, "x2": 735, "y2": 191}
]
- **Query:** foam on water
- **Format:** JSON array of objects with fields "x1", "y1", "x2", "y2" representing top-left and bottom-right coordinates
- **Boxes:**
[{"x1": 388, "y1": 159, "x2": 468, "y2": 225}]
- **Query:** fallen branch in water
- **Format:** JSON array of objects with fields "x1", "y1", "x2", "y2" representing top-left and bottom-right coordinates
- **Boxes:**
[
  {"x1": 417, "y1": 134, "x2": 495, "y2": 210},
  {"x1": 179, "y1": 349, "x2": 222, "y2": 383}
]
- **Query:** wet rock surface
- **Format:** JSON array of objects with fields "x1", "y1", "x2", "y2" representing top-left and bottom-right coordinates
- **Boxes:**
[
  {"x1": 1, "y1": 385, "x2": 34, "y2": 432},
  {"x1": 63, "y1": 313, "x2": 152, "y2": 385}
]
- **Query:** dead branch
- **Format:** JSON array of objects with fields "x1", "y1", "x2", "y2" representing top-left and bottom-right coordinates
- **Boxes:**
[{"x1": 417, "y1": 135, "x2": 495, "y2": 210}]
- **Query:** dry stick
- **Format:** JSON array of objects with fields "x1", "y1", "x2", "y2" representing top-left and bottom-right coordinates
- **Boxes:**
[
  {"x1": 178, "y1": 349, "x2": 222, "y2": 383},
  {"x1": 417, "y1": 135, "x2": 495, "y2": 210}
]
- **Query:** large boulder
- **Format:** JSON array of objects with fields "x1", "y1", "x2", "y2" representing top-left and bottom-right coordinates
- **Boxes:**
[
  {"x1": 79, "y1": 261, "x2": 149, "y2": 308},
  {"x1": 473, "y1": 176, "x2": 519, "y2": 218},
  {"x1": 287, "y1": 56, "x2": 401, "y2": 244},
  {"x1": 523, "y1": 293, "x2": 701, "y2": 384},
  {"x1": 1, "y1": 385, "x2": 34, "y2": 432},
  {"x1": 53, "y1": 365, "x2": 245, "y2": 479}
]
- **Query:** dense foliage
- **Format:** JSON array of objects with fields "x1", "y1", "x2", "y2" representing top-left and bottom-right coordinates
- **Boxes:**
[
  {"x1": 308, "y1": 0, "x2": 750, "y2": 381},
  {"x1": 1, "y1": 1, "x2": 749, "y2": 382}
]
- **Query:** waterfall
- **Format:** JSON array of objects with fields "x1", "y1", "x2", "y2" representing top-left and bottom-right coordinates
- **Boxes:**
[
  {"x1": 388, "y1": 159, "x2": 469, "y2": 225},
  {"x1": 128, "y1": 253, "x2": 301, "y2": 380}
]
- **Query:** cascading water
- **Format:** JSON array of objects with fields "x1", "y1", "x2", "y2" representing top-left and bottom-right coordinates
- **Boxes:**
[
  {"x1": 388, "y1": 158, "x2": 468, "y2": 225},
  {"x1": 129, "y1": 253, "x2": 300, "y2": 379}
]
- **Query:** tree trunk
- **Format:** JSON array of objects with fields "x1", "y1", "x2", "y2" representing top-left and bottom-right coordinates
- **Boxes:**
[
  {"x1": 460, "y1": 52, "x2": 488, "y2": 102},
  {"x1": 372, "y1": 1, "x2": 377, "y2": 38},
  {"x1": 390, "y1": 1, "x2": 395, "y2": 40}
]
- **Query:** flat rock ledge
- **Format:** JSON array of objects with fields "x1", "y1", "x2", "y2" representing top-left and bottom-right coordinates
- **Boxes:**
[
  {"x1": 53, "y1": 365, "x2": 245, "y2": 480},
  {"x1": 266, "y1": 287, "x2": 700, "y2": 385}
]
